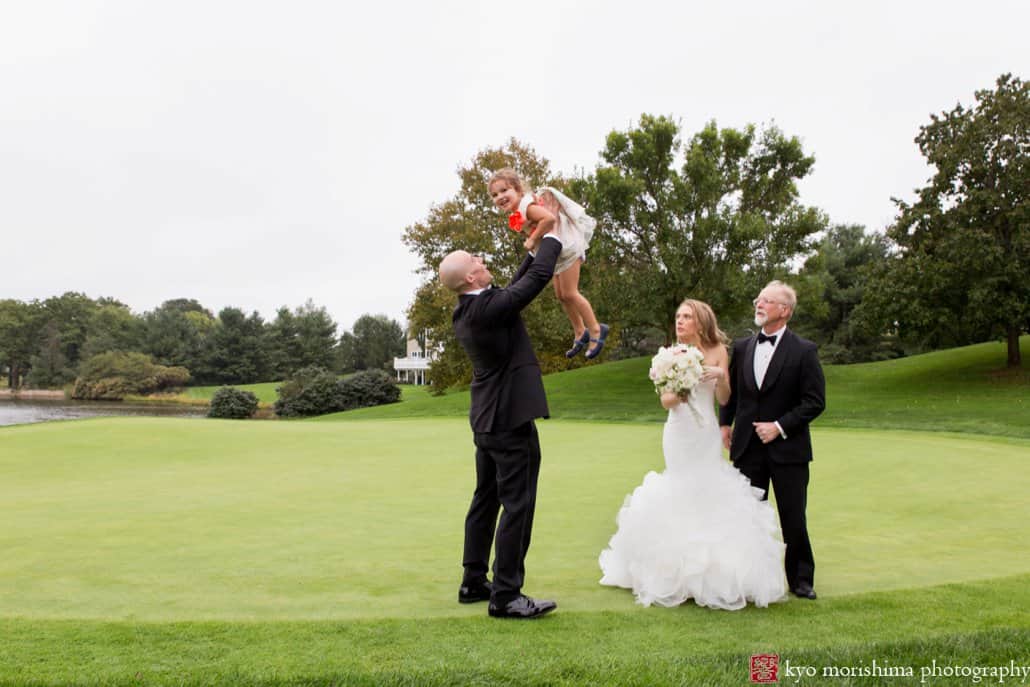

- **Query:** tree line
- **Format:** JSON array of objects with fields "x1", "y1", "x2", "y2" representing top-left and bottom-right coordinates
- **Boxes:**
[
  {"x1": 0, "y1": 295, "x2": 407, "y2": 390},
  {"x1": 403, "y1": 74, "x2": 1027, "y2": 390}
]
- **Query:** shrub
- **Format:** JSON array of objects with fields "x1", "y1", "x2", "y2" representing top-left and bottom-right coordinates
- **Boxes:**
[
  {"x1": 208, "y1": 387, "x2": 259, "y2": 419},
  {"x1": 274, "y1": 366, "x2": 344, "y2": 418},
  {"x1": 72, "y1": 351, "x2": 190, "y2": 400},
  {"x1": 337, "y1": 369, "x2": 401, "y2": 410},
  {"x1": 157, "y1": 365, "x2": 191, "y2": 388},
  {"x1": 273, "y1": 367, "x2": 400, "y2": 417}
]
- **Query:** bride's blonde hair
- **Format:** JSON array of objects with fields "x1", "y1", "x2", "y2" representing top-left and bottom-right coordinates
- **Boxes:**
[
  {"x1": 536, "y1": 187, "x2": 570, "y2": 223},
  {"x1": 678, "y1": 299, "x2": 729, "y2": 350}
]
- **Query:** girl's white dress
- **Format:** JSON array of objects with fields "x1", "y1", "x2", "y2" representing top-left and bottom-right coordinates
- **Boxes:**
[
  {"x1": 598, "y1": 380, "x2": 788, "y2": 610},
  {"x1": 519, "y1": 187, "x2": 595, "y2": 275}
]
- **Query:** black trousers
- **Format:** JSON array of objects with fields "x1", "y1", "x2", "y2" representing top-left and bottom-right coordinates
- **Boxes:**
[
  {"x1": 462, "y1": 421, "x2": 541, "y2": 604},
  {"x1": 734, "y1": 440, "x2": 815, "y2": 590}
]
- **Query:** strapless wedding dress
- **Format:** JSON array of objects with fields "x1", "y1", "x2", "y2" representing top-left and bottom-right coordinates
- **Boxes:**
[{"x1": 598, "y1": 381, "x2": 787, "y2": 609}]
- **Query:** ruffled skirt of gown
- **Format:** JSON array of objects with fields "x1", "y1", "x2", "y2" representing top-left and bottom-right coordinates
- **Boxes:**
[{"x1": 598, "y1": 395, "x2": 787, "y2": 610}]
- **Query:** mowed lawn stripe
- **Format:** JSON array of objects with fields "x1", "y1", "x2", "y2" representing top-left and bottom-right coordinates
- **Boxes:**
[
  {"x1": 1, "y1": 418, "x2": 1027, "y2": 620},
  {"x1": 0, "y1": 575, "x2": 1027, "y2": 686}
]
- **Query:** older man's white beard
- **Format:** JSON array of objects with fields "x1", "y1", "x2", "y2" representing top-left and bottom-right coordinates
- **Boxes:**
[{"x1": 754, "y1": 312, "x2": 767, "y2": 328}]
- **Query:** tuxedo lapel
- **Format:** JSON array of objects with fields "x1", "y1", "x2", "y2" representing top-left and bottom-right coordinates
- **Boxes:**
[
  {"x1": 760, "y1": 329, "x2": 792, "y2": 392},
  {"x1": 743, "y1": 336, "x2": 760, "y2": 393},
  {"x1": 454, "y1": 294, "x2": 474, "y2": 319}
]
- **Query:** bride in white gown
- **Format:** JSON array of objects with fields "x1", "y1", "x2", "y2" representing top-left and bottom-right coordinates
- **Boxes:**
[{"x1": 599, "y1": 299, "x2": 787, "y2": 609}]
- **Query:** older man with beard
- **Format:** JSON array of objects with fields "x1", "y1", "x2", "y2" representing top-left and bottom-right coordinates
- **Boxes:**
[{"x1": 719, "y1": 280, "x2": 826, "y2": 600}]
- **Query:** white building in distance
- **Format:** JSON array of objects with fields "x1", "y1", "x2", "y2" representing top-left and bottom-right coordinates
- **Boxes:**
[{"x1": 393, "y1": 335, "x2": 435, "y2": 385}]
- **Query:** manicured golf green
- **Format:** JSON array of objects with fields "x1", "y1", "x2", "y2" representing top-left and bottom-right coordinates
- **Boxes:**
[
  {"x1": 1, "y1": 579, "x2": 1026, "y2": 686},
  {"x1": 2, "y1": 418, "x2": 1027, "y2": 621},
  {"x1": 2, "y1": 339, "x2": 1027, "y2": 685}
]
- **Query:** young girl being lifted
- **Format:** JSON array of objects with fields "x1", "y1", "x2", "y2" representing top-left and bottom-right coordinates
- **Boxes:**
[{"x1": 488, "y1": 168, "x2": 609, "y2": 359}]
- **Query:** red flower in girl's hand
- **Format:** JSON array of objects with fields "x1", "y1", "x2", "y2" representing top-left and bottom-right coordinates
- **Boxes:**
[{"x1": 508, "y1": 212, "x2": 524, "y2": 232}]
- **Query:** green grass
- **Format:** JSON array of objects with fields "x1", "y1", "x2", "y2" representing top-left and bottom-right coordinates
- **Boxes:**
[
  {"x1": 1, "y1": 417, "x2": 1029, "y2": 683},
  {"x1": 179, "y1": 381, "x2": 431, "y2": 407},
  {"x1": 1, "y1": 579, "x2": 1026, "y2": 686},
  {"x1": 2, "y1": 339, "x2": 1029, "y2": 685},
  {"x1": 326, "y1": 336, "x2": 1030, "y2": 438},
  {"x1": 178, "y1": 382, "x2": 283, "y2": 405},
  {"x1": 2, "y1": 419, "x2": 1027, "y2": 619}
]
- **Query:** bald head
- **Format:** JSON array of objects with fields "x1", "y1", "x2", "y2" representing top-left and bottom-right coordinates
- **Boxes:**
[{"x1": 440, "y1": 250, "x2": 489, "y2": 293}]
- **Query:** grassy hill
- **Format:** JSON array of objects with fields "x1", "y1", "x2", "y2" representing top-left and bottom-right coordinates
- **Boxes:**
[{"x1": 322, "y1": 336, "x2": 1030, "y2": 438}]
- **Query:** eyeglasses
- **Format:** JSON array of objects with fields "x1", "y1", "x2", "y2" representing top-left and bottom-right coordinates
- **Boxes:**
[{"x1": 753, "y1": 297, "x2": 786, "y2": 307}]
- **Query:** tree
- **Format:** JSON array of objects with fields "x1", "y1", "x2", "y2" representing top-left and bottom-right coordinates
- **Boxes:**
[
  {"x1": 202, "y1": 307, "x2": 271, "y2": 384},
  {"x1": 294, "y1": 300, "x2": 338, "y2": 372},
  {"x1": 2, "y1": 296, "x2": 145, "y2": 388},
  {"x1": 402, "y1": 139, "x2": 580, "y2": 391},
  {"x1": 856, "y1": 74, "x2": 1029, "y2": 367},
  {"x1": 338, "y1": 314, "x2": 405, "y2": 372},
  {"x1": 157, "y1": 298, "x2": 211, "y2": 316},
  {"x1": 572, "y1": 115, "x2": 827, "y2": 345},
  {"x1": 790, "y1": 225, "x2": 899, "y2": 363},
  {"x1": 267, "y1": 306, "x2": 303, "y2": 380},
  {"x1": 26, "y1": 320, "x2": 74, "y2": 388},
  {"x1": 262, "y1": 301, "x2": 339, "y2": 380},
  {"x1": 141, "y1": 299, "x2": 216, "y2": 372},
  {"x1": 81, "y1": 301, "x2": 144, "y2": 359},
  {"x1": 0, "y1": 299, "x2": 43, "y2": 388},
  {"x1": 38, "y1": 292, "x2": 99, "y2": 370},
  {"x1": 6, "y1": 292, "x2": 104, "y2": 387}
]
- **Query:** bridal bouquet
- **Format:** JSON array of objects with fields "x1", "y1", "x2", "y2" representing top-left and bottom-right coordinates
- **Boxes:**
[{"x1": 649, "y1": 344, "x2": 707, "y2": 423}]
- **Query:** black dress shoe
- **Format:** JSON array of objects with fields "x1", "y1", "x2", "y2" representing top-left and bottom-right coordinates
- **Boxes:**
[
  {"x1": 488, "y1": 595, "x2": 557, "y2": 619},
  {"x1": 791, "y1": 584, "x2": 817, "y2": 600},
  {"x1": 458, "y1": 581, "x2": 493, "y2": 604}
]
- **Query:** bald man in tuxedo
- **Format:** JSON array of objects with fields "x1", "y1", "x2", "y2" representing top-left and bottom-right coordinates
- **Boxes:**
[{"x1": 438, "y1": 233, "x2": 561, "y2": 619}]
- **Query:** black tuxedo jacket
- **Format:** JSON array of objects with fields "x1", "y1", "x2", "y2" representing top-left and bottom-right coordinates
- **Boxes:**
[
  {"x1": 452, "y1": 238, "x2": 561, "y2": 433},
  {"x1": 719, "y1": 328, "x2": 826, "y2": 464}
]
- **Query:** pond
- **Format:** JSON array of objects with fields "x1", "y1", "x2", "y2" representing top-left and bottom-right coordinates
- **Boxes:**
[{"x1": 0, "y1": 398, "x2": 208, "y2": 427}]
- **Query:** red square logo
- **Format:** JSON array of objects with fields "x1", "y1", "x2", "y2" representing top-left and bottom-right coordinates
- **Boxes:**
[{"x1": 750, "y1": 654, "x2": 779, "y2": 683}]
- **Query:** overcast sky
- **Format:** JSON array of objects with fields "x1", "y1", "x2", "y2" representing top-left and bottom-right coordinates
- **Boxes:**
[{"x1": 2, "y1": 1, "x2": 1027, "y2": 332}]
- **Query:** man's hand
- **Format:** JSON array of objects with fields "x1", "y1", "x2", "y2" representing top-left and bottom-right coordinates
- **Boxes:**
[
  {"x1": 720, "y1": 425, "x2": 732, "y2": 451},
  {"x1": 752, "y1": 421, "x2": 780, "y2": 444}
]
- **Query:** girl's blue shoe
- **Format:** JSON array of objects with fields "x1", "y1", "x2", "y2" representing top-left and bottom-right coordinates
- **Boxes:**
[
  {"x1": 565, "y1": 329, "x2": 591, "y2": 358},
  {"x1": 585, "y1": 323, "x2": 610, "y2": 360}
]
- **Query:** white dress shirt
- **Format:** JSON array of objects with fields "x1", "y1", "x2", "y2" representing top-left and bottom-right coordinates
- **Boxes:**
[
  {"x1": 754, "y1": 324, "x2": 788, "y2": 439},
  {"x1": 753, "y1": 324, "x2": 786, "y2": 388}
]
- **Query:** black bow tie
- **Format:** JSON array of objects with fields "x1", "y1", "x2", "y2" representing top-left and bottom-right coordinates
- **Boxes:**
[{"x1": 757, "y1": 332, "x2": 777, "y2": 345}]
